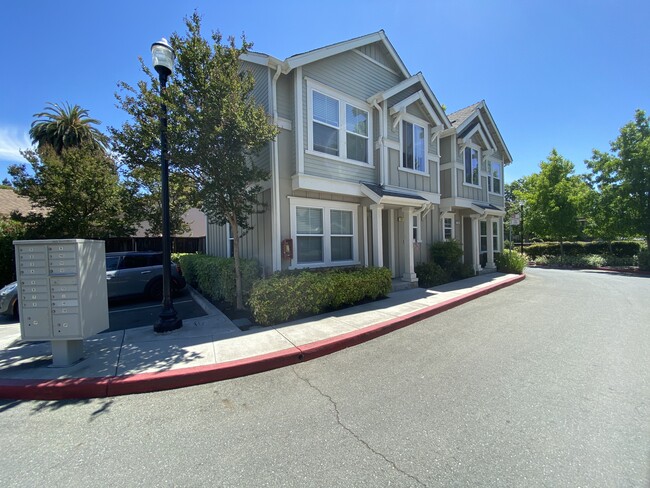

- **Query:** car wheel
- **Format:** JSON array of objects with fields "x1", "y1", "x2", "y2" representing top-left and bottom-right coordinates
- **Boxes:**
[{"x1": 148, "y1": 279, "x2": 163, "y2": 300}]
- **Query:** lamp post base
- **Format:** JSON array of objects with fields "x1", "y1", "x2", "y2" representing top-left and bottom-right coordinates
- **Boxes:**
[{"x1": 155, "y1": 307, "x2": 183, "y2": 333}]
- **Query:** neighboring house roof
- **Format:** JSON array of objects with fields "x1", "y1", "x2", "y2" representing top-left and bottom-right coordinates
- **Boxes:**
[
  {"x1": 447, "y1": 100, "x2": 513, "y2": 165},
  {"x1": 0, "y1": 188, "x2": 46, "y2": 217}
]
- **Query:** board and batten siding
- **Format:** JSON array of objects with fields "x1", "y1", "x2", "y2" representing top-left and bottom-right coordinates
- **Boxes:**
[
  {"x1": 441, "y1": 168, "x2": 452, "y2": 198},
  {"x1": 456, "y1": 168, "x2": 488, "y2": 201},
  {"x1": 386, "y1": 148, "x2": 438, "y2": 194},
  {"x1": 206, "y1": 189, "x2": 273, "y2": 274},
  {"x1": 489, "y1": 193, "x2": 505, "y2": 208}
]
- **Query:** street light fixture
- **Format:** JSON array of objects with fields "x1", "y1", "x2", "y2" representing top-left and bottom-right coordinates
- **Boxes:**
[{"x1": 151, "y1": 37, "x2": 182, "y2": 333}]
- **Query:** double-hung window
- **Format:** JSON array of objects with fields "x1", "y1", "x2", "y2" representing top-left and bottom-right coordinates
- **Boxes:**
[
  {"x1": 443, "y1": 217, "x2": 454, "y2": 241},
  {"x1": 292, "y1": 198, "x2": 358, "y2": 267},
  {"x1": 412, "y1": 214, "x2": 421, "y2": 242},
  {"x1": 492, "y1": 221, "x2": 499, "y2": 252},
  {"x1": 402, "y1": 121, "x2": 426, "y2": 172},
  {"x1": 480, "y1": 220, "x2": 488, "y2": 253},
  {"x1": 311, "y1": 87, "x2": 369, "y2": 164},
  {"x1": 464, "y1": 147, "x2": 480, "y2": 186},
  {"x1": 488, "y1": 161, "x2": 502, "y2": 194}
]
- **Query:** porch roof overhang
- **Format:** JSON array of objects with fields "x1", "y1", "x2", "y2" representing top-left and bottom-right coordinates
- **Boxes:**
[
  {"x1": 471, "y1": 202, "x2": 506, "y2": 217},
  {"x1": 360, "y1": 182, "x2": 432, "y2": 207}
]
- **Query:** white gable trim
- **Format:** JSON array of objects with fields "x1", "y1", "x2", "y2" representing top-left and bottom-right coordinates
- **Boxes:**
[
  {"x1": 459, "y1": 123, "x2": 496, "y2": 151},
  {"x1": 389, "y1": 90, "x2": 442, "y2": 127},
  {"x1": 456, "y1": 101, "x2": 512, "y2": 164},
  {"x1": 284, "y1": 31, "x2": 410, "y2": 78}
]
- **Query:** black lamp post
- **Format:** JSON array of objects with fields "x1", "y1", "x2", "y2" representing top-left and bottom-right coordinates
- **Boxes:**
[
  {"x1": 152, "y1": 37, "x2": 182, "y2": 333},
  {"x1": 520, "y1": 202, "x2": 525, "y2": 255}
]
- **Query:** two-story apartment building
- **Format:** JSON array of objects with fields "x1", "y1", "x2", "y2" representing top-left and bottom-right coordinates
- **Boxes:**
[{"x1": 206, "y1": 31, "x2": 511, "y2": 282}]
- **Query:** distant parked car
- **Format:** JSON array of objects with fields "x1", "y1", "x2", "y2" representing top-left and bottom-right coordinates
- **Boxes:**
[
  {"x1": 0, "y1": 282, "x2": 18, "y2": 319},
  {"x1": 0, "y1": 251, "x2": 186, "y2": 318},
  {"x1": 105, "y1": 252, "x2": 186, "y2": 299}
]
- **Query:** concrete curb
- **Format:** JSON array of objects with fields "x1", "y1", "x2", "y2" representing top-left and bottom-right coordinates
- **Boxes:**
[{"x1": 0, "y1": 274, "x2": 525, "y2": 401}]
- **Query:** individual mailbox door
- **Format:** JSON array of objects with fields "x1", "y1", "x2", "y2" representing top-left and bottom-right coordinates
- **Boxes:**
[
  {"x1": 22, "y1": 308, "x2": 51, "y2": 339},
  {"x1": 52, "y1": 314, "x2": 81, "y2": 338}
]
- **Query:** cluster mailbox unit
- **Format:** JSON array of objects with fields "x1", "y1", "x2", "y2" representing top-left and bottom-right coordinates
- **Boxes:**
[{"x1": 14, "y1": 239, "x2": 109, "y2": 366}]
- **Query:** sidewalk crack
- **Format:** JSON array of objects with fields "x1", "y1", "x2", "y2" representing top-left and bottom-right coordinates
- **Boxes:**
[{"x1": 292, "y1": 368, "x2": 427, "y2": 487}]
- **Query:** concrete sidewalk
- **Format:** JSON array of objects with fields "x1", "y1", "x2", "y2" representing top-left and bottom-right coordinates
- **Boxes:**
[{"x1": 0, "y1": 272, "x2": 524, "y2": 400}]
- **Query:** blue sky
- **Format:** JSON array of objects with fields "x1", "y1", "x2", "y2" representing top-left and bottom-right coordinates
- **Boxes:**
[{"x1": 1, "y1": 0, "x2": 648, "y2": 183}]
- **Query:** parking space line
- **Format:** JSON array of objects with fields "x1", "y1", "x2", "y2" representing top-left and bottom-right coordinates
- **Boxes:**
[{"x1": 109, "y1": 299, "x2": 194, "y2": 314}]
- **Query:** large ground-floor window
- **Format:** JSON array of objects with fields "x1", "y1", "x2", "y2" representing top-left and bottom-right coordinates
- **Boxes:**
[{"x1": 289, "y1": 197, "x2": 359, "y2": 267}]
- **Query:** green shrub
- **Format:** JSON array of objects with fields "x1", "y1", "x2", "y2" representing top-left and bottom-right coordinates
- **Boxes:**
[
  {"x1": 525, "y1": 241, "x2": 642, "y2": 259},
  {"x1": 248, "y1": 267, "x2": 391, "y2": 326},
  {"x1": 639, "y1": 249, "x2": 650, "y2": 271},
  {"x1": 415, "y1": 261, "x2": 449, "y2": 287},
  {"x1": 0, "y1": 217, "x2": 26, "y2": 286},
  {"x1": 602, "y1": 255, "x2": 637, "y2": 267},
  {"x1": 178, "y1": 254, "x2": 261, "y2": 305},
  {"x1": 429, "y1": 240, "x2": 463, "y2": 268},
  {"x1": 496, "y1": 249, "x2": 527, "y2": 274}
]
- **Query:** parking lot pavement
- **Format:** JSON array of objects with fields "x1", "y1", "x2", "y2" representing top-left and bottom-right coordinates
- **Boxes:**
[{"x1": 107, "y1": 289, "x2": 207, "y2": 332}]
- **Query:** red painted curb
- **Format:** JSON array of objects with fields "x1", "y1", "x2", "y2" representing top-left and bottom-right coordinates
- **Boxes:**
[{"x1": 0, "y1": 274, "x2": 525, "y2": 401}]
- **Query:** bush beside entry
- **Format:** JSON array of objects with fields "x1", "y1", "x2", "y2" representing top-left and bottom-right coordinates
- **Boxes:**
[
  {"x1": 249, "y1": 267, "x2": 392, "y2": 326},
  {"x1": 495, "y1": 250, "x2": 527, "y2": 274}
]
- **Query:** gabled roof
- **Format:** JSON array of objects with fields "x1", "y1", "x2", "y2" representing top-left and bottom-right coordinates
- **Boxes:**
[
  {"x1": 448, "y1": 100, "x2": 513, "y2": 164},
  {"x1": 368, "y1": 72, "x2": 451, "y2": 129},
  {"x1": 241, "y1": 31, "x2": 410, "y2": 78}
]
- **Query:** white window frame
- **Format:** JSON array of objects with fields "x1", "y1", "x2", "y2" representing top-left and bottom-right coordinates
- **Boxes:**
[
  {"x1": 480, "y1": 220, "x2": 488, "y2": 253},
  {"x1": 399, "y1": 114, "x2": 429, "y2": 176},
  {"x1": 306, "y1": 79, "x2": 373, "y2": 168},
  {"x1": 492, "y1": 220, "x2": 500, "y2": 252},
  {"x1": 412, "y1": 214, "x2": 421, "y2": 243},
  {"x1": 462, "y1": 144, "x2": 481, "y2": 188},
  {"x1": 289, "y1": 196, "x2": 359, "y2": 269},
  {"x1": 443, "y1": 216, "x2": 454, "y2": 241},
  {"x1": 488, "y1": 159, "x2": 503, "y2": 195}
]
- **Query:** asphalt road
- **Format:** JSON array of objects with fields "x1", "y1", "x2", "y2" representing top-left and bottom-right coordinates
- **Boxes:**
[{"x1": 0, "y1": 268, "x2": 648, "y2": 487}]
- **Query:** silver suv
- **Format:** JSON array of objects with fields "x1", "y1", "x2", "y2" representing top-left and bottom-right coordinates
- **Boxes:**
[
  {"x1": 105, "y1": 252, "x2": 186, "y2": 299},
  {"x1": 0, "y1": 251, "x2": 186, "y2": 318}
]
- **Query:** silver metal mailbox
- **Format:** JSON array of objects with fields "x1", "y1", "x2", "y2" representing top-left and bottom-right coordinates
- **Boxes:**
[{"x1": 14, "y1": 239, "x2": 109, "y2": 366}]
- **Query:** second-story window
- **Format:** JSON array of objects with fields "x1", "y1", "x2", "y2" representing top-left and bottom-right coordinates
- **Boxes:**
[
  {"x1": 488, "y1": 161, "x2": 502, "y2": 194},
  {"x1": 313, "y1": 91, "x2": 340, "y2": 156},
  {"x1": 311, "y1": 89, "x2": 369, "y2": 164},
  {"x1": 464, "y1": 147, "x2": 480, "y2": 186},
  {"x1": 402, "y1": 121, "x2": 426, "y2": 172}
]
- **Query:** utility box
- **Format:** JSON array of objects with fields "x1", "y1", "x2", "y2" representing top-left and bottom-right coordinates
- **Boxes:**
[{"x1": 14, "y1": 239, "x2": 109, "y2": 366}]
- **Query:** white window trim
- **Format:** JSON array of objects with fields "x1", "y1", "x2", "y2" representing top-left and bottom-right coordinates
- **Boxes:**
[
  {"x1": 487, "y1": 159, "x2": 503, "y2": 196},
  {"x1": 399, "y1": 113, "x2": 429, "y2": 175},
  {"x1": 306, "y1": 78, "x2": 374, "y2": 167},
  {"x1": 461, "y1": 143, "x2": 482, "y2": 188},
  {"x1": 443, "y1": 216, "x2": 455, "y2": 241},
  {"x1": 289, "y1": 196, "x2": 360, "y2": 269},
  {"x1": 412, "y1": 213, "x2": 421, "y2": 243}
]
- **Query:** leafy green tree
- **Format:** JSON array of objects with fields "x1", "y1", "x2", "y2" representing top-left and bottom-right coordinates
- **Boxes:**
[
  {"x1": 586, "y1": 109, "x2": 650, "y2": 247},
  {"x1": 9, "y1": 144, "x2": 139, "y2": 239},
  {"x1": 111, "y1": 13, "x2": 278, "y2": 309},
  {"x1": 29, "y1": 102, "x2": 108, "y2": 154},
  {"x1": 514, "y1": 149, "x2": 591, "y2": 257}
]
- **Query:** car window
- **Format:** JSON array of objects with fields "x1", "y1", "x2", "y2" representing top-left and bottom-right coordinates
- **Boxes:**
[
  {"x1": 148, "y1": 254, "x2": 163, "y2": 266},
  {"x1": 120, "y1": 255, "x2": 150, "y2": 269},
  {"x1": 106, "y1": 256, "x2": 121, "y2": 271}
]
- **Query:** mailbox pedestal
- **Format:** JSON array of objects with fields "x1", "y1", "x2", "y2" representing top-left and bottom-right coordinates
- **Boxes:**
[{"x1": 14, "y1": 239, "x2": 109, "y2": 366}]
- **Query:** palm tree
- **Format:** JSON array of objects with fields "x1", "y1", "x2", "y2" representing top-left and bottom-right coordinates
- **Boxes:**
[{"x1": 29, "y1": 102, "x2": 109, "y2": 154}]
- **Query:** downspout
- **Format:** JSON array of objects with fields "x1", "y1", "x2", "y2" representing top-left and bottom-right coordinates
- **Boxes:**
[{"x1": 271, "y1": 64, "x2": 282, "y2": 272}]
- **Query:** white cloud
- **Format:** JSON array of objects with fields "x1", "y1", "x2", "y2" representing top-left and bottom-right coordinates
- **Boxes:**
[{"x1": 0, "y1": 127, "x2": 32, "y2": 163}]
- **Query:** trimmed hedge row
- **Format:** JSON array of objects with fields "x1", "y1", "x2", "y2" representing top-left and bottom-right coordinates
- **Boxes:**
[
  {"x1": 177, "y1": 253, "x2": 261, "y2": 305},
  {"x1": 525, "y1": 241, "x2": 642, "y2": 259},
  {"x1": 248, "y1": 267, "x2": 392, "y2": 326}
]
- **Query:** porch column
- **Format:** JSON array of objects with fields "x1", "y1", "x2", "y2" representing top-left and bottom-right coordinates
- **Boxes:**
[
  {"x1": 486, "y1": 216, "x2": 496, "y2": 269},
  {"x1": 362, "y1": 206, "x2": 368, "y2": 267},
  {"x1": 388, "y1": 209, "x2": 396, "y2": 276},
  {"x1": 471, "y1": 216, "x2": 481, "y2": 273},
  {"x1": 370, "y1": 204, "x2": 384, "y2": 267},
  {"x1": 402, "y1": 207, "x2": 417, "y2": 282}
]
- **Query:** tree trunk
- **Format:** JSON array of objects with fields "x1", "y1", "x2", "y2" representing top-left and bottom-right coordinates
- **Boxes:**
[{"x1": 231, "y1": 217, "x2": 244, "y2": 310}]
